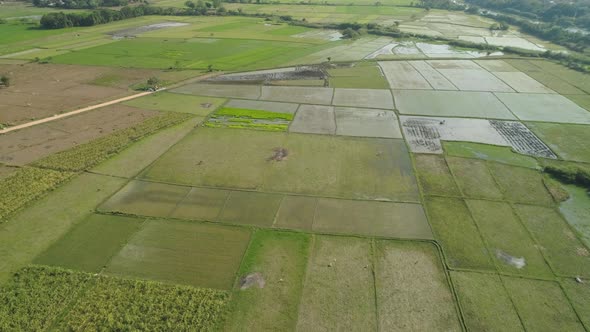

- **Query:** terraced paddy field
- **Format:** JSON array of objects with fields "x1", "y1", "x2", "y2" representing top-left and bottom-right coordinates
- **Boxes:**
[{"x1": 1, "y1": 7, "x2": 590, "y2": 328}]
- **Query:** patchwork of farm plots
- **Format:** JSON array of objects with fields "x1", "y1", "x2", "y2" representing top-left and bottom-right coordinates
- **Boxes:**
[{"x1": 1, "y1": 56, "x2": 590, "y2": 330}]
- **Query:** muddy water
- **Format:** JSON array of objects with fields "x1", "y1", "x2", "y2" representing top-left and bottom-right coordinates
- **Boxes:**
[{"x1": 560, "y1": 184, "x2": 590, "y2": 248}]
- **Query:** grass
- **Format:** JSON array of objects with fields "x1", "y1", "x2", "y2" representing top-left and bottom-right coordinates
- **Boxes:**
[
  {"x1": 99, "y1": 180, "x2": 192, "y2": 218},
  {"x1": 442, "y1": 141, "x2": 539, "y2": 169},
  {"x1": 34, "y1": 111, "x2": 194, "y2": 172},
  {"x1": 488, "y1": 162, "x2": 554, "y2": 206},
  {"x1": 502, "y1": 276, "x2": 585, "y2": 331},
  {"x1": 296, "y1": 235, "x2": 377, "y2": 331},
  {"x1": 0, "y1": 167, "x2": 74, "y2": 221},
  {"x1": 105, "y1": 219, "x2": 251, "y2": 290},
  {"x1": 274, "y1": 195, "x2": 317, "y2": 231},
  {"x1": 414, "y1": 154, "x2": 461, "y2": 196},
  {"x1": 91, "y1": 117, "x2": 201, "y2": 178},
  {"x1": 0, "y1": 173, "x2": 127, "y2": 284},
  {"x1": 424, "y1": 196, "x2": 494, "y2": 270},
  {"x1": 446, "y1": 157, "x2": 503, "y2": 200},
  {"x1": 374, "y1": 241, "x2": 461, "y2": 331},
  {"x1": 0, "y1": 265, "x2": 92, "y2": 331},
  {"x1": 214, "y1": 107, "x2": 294, "y2": 121},
  {"x1": 0, "y1": 265, "x2": 229, "y2": 331},
  {"x1": 141, "y1": 128, "x2": 420, "y2": 201},
  {"x1": 450, "y1": 271, "x2": 523, "y2": 332},
  {"x1": 170, "y1": 187, "x2": 230, "y2": 221},
  {"x1": 312, "y1": 198, "x2": 432, "y2": 239},
  {"x1": 328, "y1": 64, "x2": 389, "y2": 89},
  {"x1": 123, "y1": 92, "x2": 226, "y2": 116},
  {"x1": 526, "y1": 122, "x2": 590, "y2": 163},
  {"x1": 514, "y1": 204, "x2": 590, "y2": 278},
  {"x1": 225, "y1": 230, "x2": 310, "y2": 331},
  {"x1": 466, "y1": 200, "x2": 552, "y2": 278},
  {"x1": 218, "y1": 191, "x2": 284, "y2": 227},
  {"x1": 567, "y1": 94, "x2": 590, "y2": 111},
  {"x1": 34, "y1": 214, "x2": 144, "y2": 273},
  {"x1": 59, "y1": 274, "x2": 229, "y2": 331},
  {"x1": 560, "y1": 277, "x2": 590, "y2": 330},
  {"x1": 50, "y1": 36, "x2": 325, "y2": 71}
]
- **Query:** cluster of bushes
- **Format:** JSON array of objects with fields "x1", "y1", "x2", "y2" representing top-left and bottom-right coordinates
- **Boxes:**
[
  {"x1": 34, "y1": 111, "x2": 193, "y2": 171},
  {"x1": 0, "y1": 167, "x2": 74, "y2": 221},
  {"x1": 33, "y1": 0, "x2": 131, "y2": 9},
  {"x1": 543, "y1": 163, "x2": 590, "y2": 189},
  {"x1": 0, "y1": 265, "x2": 229, "y2": 331}
]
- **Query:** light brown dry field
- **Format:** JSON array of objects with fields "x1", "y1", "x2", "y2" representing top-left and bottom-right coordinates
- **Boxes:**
[
  {"x1": 0, "y1": 63, "x2": 183, "y2": 126},
  {"x1": 0, "y1": 104, "x2": 159, "y2": 165}
]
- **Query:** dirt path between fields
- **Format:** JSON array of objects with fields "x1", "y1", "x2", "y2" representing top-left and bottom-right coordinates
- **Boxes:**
[{"x1": 0, "y1": 71, "x2": 222, "y2": 135}]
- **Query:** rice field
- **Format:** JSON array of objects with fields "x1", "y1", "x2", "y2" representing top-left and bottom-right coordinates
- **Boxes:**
[{"x1": 1, "y1": 4, "x2": 590, "y2": 327}]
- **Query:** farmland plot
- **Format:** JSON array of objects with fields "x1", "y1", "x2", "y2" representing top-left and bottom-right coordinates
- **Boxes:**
[{"x1": 496, "y1": 93, "x2": 590, "y2": 124}]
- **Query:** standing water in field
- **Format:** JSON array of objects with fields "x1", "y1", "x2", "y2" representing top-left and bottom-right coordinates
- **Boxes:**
[{"x1": 560, "y1": 184, "x2": 590, "y2": 248}]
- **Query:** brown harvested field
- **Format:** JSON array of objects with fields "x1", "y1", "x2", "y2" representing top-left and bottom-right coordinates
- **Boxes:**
[
  {"x1": 0, "y1": 104, "x2": 158, "y2": 165},
  {"x1": 0, "y1": 63, "x2": 170, "y2": 126}
]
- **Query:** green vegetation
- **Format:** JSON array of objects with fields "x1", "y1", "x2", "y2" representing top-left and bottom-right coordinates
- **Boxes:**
[
  {"x1": 443, "y1": 141, "x2": 539, "y2": 169},
  {"x1": 206, "y1": 107, "x2": 294, "y2": 131},
  {"x1": 214, "y1": 107, "x2": 294, "y2": 121},
  {"x1": 414, "y1": 154, "x2": 461, "y2": 196},
  {"x1": 502, "y1": 277, "x2": 585, "y2": 331},
  {"x1": 0, "y1": 265, "x2": 229, "y2": 331},
  {"x1": 467, "y1": 200, "x2": 552, "y2": 277},
  {"x1": 515, "y1": 204, "x2": 590, "y2": 277},
  {"x1": 0, "y1": 167, "x2": 74, "y2": 221},
  {"x1": 488, "y1": 162, "x2": 554, "y2": 205},
  {"x1": 447, "y1": 157, "x2": 503, "y2": 200},
  {"x1": 528, "y1": 122, "x2": 590, "y2": 164},
  {"x1": 328, "y1": 63, "x2": 389, "y2": 89},
  {"x1": 34, "y1": 214, "x2": 144, "y2": 272},
  {"x1": 59, "y1": 274, "x2": 229, "y2": 331},
  {"x1": 451, "y1": 271, "x2": 524, "y2": 332},
  {"x1": 0, "y1": 265, "x2": 92, "y2": 331},
  {"x1": 34, "y1": 111, "x2": 193, "y2": 171},
  {"x1": 124, "y1": 92, "x2": 225, "y2": 116},
  {"x1": 0, "y1": 173, "x2": 127, "y2": 283},
  {"x1": 226, "y1": 230, "x2": 310, "y2": 331},
  {"x1": 425, "y1": 196, "x2": 494, "y2": 270},
  {"x1": 542, "y1": 159, "x2": 590, "y2": 189},
  {"x1": 105, "y1": 219, "x2": 251, "y2": 289}
]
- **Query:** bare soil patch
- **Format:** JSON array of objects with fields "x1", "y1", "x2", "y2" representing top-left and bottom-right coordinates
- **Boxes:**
[
  {"x1": 0, "y1": 105, "x2": 158, "y2": 165},
  {"x1": 0, "y1": 63, "x2": 164, "y2": 126}
]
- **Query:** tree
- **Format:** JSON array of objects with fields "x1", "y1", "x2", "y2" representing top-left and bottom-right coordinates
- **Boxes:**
[
  {"x1": 207, "y1": 64, "x2": 214, "y2": 72},
  {"x1": 185, "y1": 0, "x2": 196, "y2": 7},
  {"x1": 146, "y1": 76, "x2": 161, "y2": 90},
  {"x1": 0, "y1": 75, "x2": 10, "y2": 88}
]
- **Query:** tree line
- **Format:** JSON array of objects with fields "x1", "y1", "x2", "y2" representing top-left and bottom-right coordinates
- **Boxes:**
[
  {"x1": 39, "y1": 4, "x2": 231, "y2": 28},
  {"x1": 33, "y1": 0, "x2": 131, "y2": 9}
]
